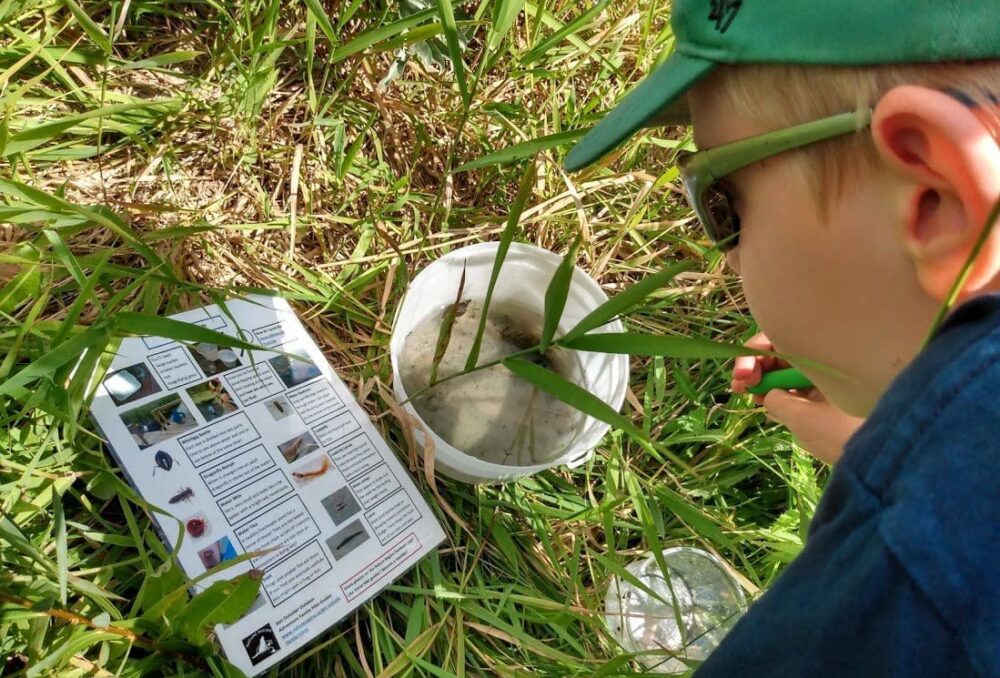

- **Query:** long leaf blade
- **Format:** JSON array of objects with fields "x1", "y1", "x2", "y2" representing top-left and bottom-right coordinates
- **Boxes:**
[
  {"x1": 464, "y1": 161, "x2": 537, "y2": 370},
  {"x1": 0, "y1": 242, "x2": 41, "y2": 314},
  {"x1": 3, "y1": 101, "x2": 170, "y2": 158},
  {"x1": 113, "y1": 313, "x2": 267, "y2": 353},
  {"x1": 60, "y1": 0, "x2": 111, "y2": 53},
  {"x1": 654, "y1": 486, "x2": 732, "y2": 548},
  {"x1": 455, "y1": 129, "x2": 587, "y2": 173},
  {"x1": 435, "y1": 0, "x2": 470, "y2": 108},
  {"x1": 540, "y1": 236, "x2": 581, "y2": 353},
  {"x1": 331, "y1": 9, "x2": 437, "y2": 64},
  {"x1": 562, "y1": 333, "x2": 767, "y2": 360},
  {"x1": 42, "y1": 229, "x2": 87, "y2": 289},
  {"x1": 487, "y1": 0, "x2": 525, "y2": 53},
  {"x1": 925, "y1": 194, "x2": 1000, "y2": 343},
  {"x1": 301, "y1": 0, "x2": 338, "y2": 45},
  {"x1": 114, "y1": 50, "x2": 201, "y2": 70},
  {"x1": 430, "y1": 262, "x2": 467, "y2": 384},
  {"x1": 522, "y1": 0, "x2": 610, "y2": 63},
  {"x1": 561, "y1": 332, "x2": 841, "y2": 377},
  {"x1": 176, "y1": 570, "x2": 263, "y2": 645},
  {"x1": 0, "y1": 324, "x2": 110, "y2": 399},
  {"x1": 563, "y1": 262, "x2": 692, "y2": 342},
  {"x1": 502, "y1": 357, "x2": 647, "y2": 442},
  {"x1": 53, "y1": 490, "x2": 68, "y2": 606},
  {"x1": 0, "y1": 178, "x2": 166, "y2": 268}
]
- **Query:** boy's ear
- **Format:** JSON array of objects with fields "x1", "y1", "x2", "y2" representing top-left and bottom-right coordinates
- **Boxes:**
[{"x1": 871, "y1": 85, "x2": 1000, "y2": 300}]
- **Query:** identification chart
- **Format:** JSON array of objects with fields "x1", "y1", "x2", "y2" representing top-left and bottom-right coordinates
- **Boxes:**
[{"x1": 90, "y1": 295, "x2": 445, "y2": 675}]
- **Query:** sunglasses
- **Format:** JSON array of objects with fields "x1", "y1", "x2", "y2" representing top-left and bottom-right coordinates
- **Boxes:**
[{"x1": 677, "y1": 109, "x2": 874, "y2": 251}]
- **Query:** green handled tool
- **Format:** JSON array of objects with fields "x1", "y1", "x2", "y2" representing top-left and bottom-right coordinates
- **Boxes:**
[{"x1": 746, "y1": 368, "x2": 814, "y2": 395}]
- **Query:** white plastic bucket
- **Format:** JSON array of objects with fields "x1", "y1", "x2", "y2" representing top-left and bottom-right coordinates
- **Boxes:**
[{"x1": 390, "y1": 242, "x2": 630, "y2": 483}]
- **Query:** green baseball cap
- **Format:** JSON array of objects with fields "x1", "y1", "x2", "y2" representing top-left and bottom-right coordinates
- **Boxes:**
[{"x1": 565, "y1": 0, "x2": 1000, "y2": 172}]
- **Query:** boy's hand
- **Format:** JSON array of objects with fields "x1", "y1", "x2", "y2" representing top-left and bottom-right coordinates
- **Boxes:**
[{"x1": 732, "y1": 333, "x2": 865, "y2": 465}]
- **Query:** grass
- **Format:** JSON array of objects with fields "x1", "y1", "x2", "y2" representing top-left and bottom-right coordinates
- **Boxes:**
[{"x1": 0, "y1": 1, "x2": 828, "y2": 676}]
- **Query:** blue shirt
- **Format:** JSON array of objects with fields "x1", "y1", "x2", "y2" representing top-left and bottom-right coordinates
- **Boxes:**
[{"x1": 697, "y1": 296, "x2": 1000, "y2": 677}]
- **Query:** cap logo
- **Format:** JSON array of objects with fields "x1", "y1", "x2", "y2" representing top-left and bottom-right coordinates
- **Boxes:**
[{"x1": 708, "y1": 0, "x2": 742, "y2": 34}]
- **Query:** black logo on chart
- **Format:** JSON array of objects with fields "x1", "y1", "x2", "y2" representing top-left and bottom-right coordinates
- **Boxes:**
[
  {"x1": 242, "y1": 624, "x2": 280, "y2": 666},
  {"x1": 709, "y1": 0, "x2": 743, "y2": 34}
]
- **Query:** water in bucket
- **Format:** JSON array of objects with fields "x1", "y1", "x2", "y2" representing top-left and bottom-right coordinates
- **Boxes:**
[{"x1": 398, "y1": 299, "x2": 586, "y2": 466}]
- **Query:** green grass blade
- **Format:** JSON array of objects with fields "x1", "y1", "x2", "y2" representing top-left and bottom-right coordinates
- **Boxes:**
[
  {"x1": 455, "y1": 129, "x2": 588, "y2": 172},
  {"x1": 654, "y1": 487, "x2": 732, "y2": 549},
  {"x1": 113, "y1": 313, "x2": 267, "y2": 353},
  {"x1": 53, "y1": 489, "x2": 68, "y2": 606},
  {"x1": 176, "y1": 571, "x2": 263, "y2": 646},
  {"x1": 374, "y1": 22, "x2": 446, "y2": 56},
  {"x1": 0, "y1": 324, "x2": 110, "y2": 399},
  {"x1": 590, "y1": 550, "x2": 671, "y2": 609},
  {"x1": 487, "y1": 0, "x2": 526, "y2": 53},
  {"x1": 331, "y1": 9, "x2": 437, "y2": 64},
  {"x1": 114, "y1": 51, "x2": 201, "y2": 70},
  {"x1": 301, "y1": 0, "x2": 338, "y2": 45},
  {"x1": 0, "y1": 242, "x2": 40, "y2": 314},
  {"x1": 464, "y1": 160, "x2": 537, "y2": 370},
  {"x1": 502, "y1": 357, "x2": 647, "y2": 442},
  {"x1": 336, "y1": 0, "x2": 365, "y2": 30},
  {"x1": 434, "y1": 0, "x2": 470, "y2": 108},
  {"x1": 540, "y1": 236, "x2": 581, "y2": 353},
  {"x1": 60, "y1": 0, "x2": 111, "y2": 53},
  {"x1": 563, "y1": 332, "x2": 843, "y2": 377},
  {"x1": 0, "y1": 178, "x2": 166, "y2": 268},
  {"x1": 562, "y1": 332, "x2": 767, "y2": 360},
  {"x1": 430, "y1": 262, "x2": 467, "y2": 385},
  {"x1": 42, "y1": 229, "x2": 87, "y2": 289},
  {"x1": 3, "y1": 101, "x2": 170, "y2": 157},
  {"x1": 524, "y1": 0, "x2": 620, "y2": 73},
  {"x1": 0, "y1": 113, "x2": 8, "y2": 156},
  {"x1": 924, "y1": 195, "x2": 1000, "y2": 345},
  {"x1": 522, "y1": 0, "x2": 610, "y2": 63},
  {"x1": 0, "y1": 513, "x2": 54, "y2": 571},
  {"x1": 563, "y1": 262, "x2": 692, "y2": 342}
]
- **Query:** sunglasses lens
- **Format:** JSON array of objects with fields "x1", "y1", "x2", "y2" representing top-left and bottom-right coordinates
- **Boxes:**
[
  {"x1": 677, "y1": 153, "x2": 741, "y2": 251},
  {"x1": 703, "y1": 184, "x2": 740, "y2": 250}
]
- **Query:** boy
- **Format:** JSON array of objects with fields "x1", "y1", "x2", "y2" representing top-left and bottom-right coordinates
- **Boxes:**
[{"x1": 566, "y1": 1, "x2": 999, "y2": 675}]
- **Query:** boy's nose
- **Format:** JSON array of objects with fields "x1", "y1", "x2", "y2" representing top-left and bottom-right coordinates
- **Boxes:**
[{"x1": 726, "y1": 247, "x2": 742, "y2": 274}]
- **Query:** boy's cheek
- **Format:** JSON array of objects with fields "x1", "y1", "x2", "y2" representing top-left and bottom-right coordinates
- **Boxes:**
[{"x1": 736, "y1": 211, "x2": 835, "y2": 366}]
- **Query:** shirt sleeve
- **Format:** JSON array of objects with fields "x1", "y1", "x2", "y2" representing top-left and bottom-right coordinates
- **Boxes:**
[{"x1": 694, "y1": 471, "x2": 977, "y2": 678}]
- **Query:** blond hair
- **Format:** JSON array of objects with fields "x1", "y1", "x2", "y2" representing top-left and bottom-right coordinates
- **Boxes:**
[{"x1": 699, "y1": 61, "x2": 1000, "y2": 203}]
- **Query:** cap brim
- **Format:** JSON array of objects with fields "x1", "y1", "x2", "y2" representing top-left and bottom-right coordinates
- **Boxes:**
[{"x1": 564, "y1": 52, "x2": 714, "y2": 172}]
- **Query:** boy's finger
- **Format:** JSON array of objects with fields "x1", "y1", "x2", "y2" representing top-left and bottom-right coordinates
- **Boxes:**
[
  {"x1": 733, "y1": 356, "x2": 761, "y2": 381},
  {"x1": 761, "y1": 389, "x2": 815, "y2": 429},
  {"x1": 742, "y1": 333, "x2": 783, "y2": 374},
  {"x1": 745, "y1": 333, "x2": 773, "y2": 351}
]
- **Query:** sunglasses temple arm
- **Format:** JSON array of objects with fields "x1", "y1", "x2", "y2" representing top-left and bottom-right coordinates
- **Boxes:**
[{"x1": 706, "y1": 109, "x2": 873, "y2": 178}]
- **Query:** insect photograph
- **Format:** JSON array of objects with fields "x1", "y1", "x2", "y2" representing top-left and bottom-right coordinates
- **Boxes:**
[
  {"x1": 291, "y1": 456, "x2": 331, "y2": 486},
  {"x1": 320, "y1": 486, "x2": 361, "y2": 526},
  {"x1": 169, "y1": 487, "x2": 195, "y2": 504},
  {"x1": 152, "y1": 449, "x2": 179, "y2": 475},
  {"x1": 325, "y1": 520, "x2": 368, "y2": 560},
  {"x1": 185, "y1": 514, "x2": 209, "y2": 538},
  {"x1": 277, "y1": 432, "x2": 319, "y2": 464}
]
